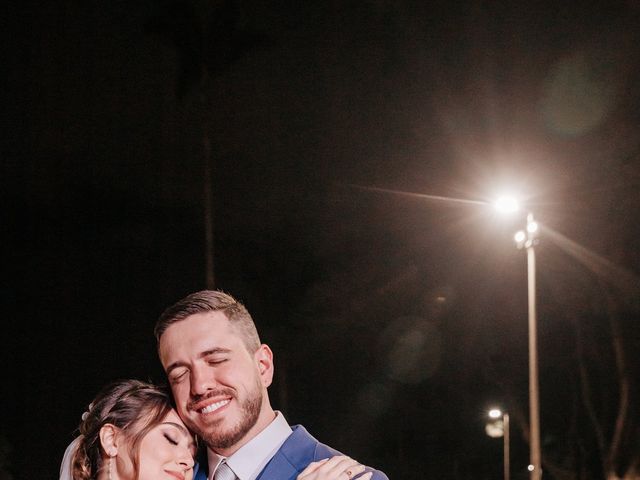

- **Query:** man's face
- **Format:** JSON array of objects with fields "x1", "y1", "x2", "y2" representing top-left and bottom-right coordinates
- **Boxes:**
[{"x1": 158, "y1": 311, "x2": 273, "y2": 454}]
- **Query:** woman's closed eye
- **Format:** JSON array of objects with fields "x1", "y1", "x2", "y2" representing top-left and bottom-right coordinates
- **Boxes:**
[{"x1": 164, "y1": 433, "x2": 179, "y2": 446}]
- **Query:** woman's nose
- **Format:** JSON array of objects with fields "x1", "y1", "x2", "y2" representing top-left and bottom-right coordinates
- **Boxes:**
[{"x1": 178, "y1": 447, "x2": 195, "y2": 469}]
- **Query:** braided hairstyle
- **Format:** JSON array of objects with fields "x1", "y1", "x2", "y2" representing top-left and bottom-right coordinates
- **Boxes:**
[{"x1": 70, "y1": 380, "x2": 174, "y2": 480}]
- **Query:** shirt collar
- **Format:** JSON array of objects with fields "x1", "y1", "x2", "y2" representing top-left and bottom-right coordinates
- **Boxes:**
[{"x1": 207, "y1": 412, "x2": 292, "y2": 480}]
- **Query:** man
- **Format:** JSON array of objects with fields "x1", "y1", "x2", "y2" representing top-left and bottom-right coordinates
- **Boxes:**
[{"x1": 155, "y1": 290, "x2": 388, "y2": 480}]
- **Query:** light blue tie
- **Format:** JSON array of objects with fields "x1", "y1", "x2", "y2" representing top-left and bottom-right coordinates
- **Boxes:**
[{"x1": 214, "y1": 461, "x2": 238, "y2": 480}]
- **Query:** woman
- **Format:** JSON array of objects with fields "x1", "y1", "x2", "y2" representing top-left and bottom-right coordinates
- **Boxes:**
[
  {"x1": 61, "y1": 379, "x2": 194, "y2": 480},
  {"x1": 60, "y1": 380, "x2": 370, "y2": 480}
]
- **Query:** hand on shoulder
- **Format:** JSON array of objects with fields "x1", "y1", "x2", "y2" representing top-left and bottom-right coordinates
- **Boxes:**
[{"x1": 297, "y1": 456, "x2": 372, "y2": 480}]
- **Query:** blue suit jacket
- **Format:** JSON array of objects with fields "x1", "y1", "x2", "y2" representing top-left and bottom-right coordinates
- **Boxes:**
[{"x1": 193, "y1": 425, "x2": 388, "y2": 480}]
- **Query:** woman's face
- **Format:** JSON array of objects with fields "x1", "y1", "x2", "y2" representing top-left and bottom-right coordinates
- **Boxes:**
[{"x1": 118, "y1": 409, "x2": 195, "y2": 480}]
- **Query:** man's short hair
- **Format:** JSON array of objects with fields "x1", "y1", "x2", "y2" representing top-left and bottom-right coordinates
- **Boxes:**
[{"x1": 155, "y1": 290, "x2": 261, "y2": 352}]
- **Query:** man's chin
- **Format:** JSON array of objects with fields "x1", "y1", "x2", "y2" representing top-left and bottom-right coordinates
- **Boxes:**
[
  {"x1": 200, "y1": 426, "x2": 249, "y2": 451},
  {"x1": 190, "y1": 385, "x2": 263, "y2": 451},
  {"x1": 195, "y1": 412, "x2": 260, "y2": 451},
  {"x1": 186, "y1": 417, "x2": 223, "y2": 440}
]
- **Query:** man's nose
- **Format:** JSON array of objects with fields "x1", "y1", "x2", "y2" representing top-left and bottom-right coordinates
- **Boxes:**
[{"x1": 190, "y1": 365, "x2": 216, "y2": 396}]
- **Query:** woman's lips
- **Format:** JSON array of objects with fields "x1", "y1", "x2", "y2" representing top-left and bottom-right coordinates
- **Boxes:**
[{"x1": 165, "y1": 470, "x2": 185, "y2": 480}]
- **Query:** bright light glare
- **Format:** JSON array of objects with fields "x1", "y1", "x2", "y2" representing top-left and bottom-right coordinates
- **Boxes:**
[
  {"x1": 528, "y1": 465, "x2": 535, "y2": 472},
  {"x1": 527, "y1": 221, "x2": 539, "y2": 233},
  {"x1": 494, "y1": 195, "x2": 519, "y2": 214},
  {"x1": 514, "y1": 231, "x2": 526, "y2": 243},
  {"x1": 489, "y1": 408, "x2": 502, "y2": 419},
  {"x1": 485, "y1": 422, "x2": 504, "y2": 438}
]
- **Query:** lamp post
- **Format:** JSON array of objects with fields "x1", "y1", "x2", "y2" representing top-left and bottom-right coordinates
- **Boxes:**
[
  {"x1": 515, "y1": 213, "x2": 541, "y2": 480},
  {"x1": 495, "y1": 197, "x2": 542, "y2": 480},
  {"x1": 487, "y1": 408, "x2": 510, "y2": 480}
]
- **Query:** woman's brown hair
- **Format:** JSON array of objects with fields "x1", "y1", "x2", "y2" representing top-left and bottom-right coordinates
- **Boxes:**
[{"x1": 70, "y1": 379, "x2": 174, "y2": 479}]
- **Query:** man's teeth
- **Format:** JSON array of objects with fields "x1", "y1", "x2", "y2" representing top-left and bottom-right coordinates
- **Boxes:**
[{"x1": 200, "y1": 400, "x2": 230, "y2": 414}]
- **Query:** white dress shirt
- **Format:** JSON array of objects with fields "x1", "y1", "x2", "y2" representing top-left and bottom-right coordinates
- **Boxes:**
[{"x1": 208, "y1": 412, "x2": 293, "y2": 480}]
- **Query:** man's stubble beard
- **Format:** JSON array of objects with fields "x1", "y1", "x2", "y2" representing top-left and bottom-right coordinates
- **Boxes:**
[{"x1": 192, "y1": 378, "x2": 264, "y2": 451}]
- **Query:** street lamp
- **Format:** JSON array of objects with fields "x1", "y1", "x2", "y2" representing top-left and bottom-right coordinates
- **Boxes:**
[
  {"x1": 494, "y1": 197, "x2": 542, "y2": 480},
  {"x1": 494, "y1": 195, "x2": 520, "y2": 214},
  {"x1": 487, "y1": 408, "x2": 510, "y2": 480},
  {"x1": 514, "y1": 212, "x2": 542, "y2": 480}
]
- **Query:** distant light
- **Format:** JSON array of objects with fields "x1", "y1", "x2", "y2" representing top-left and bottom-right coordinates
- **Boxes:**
[
  {"x1": 435, "y1": 296, "x2": 446, "y2": 303},
  {"x1": 494, "y1": 195, "x2": 520, "y2": 214},
  {"x1": 489, "y1": 408, "x2": 502, "y2": 419},
  {"x1": 485, "y1": 422, "x2": 504, "y2": 438},
  {"x1": 514, "y1": 231, "x2": 526, "y2": 243},
  {"x1": 528, "y1": 465, "x2": 535, "y2": 472},
  {"x1": 527, "y1": 221, "x2": 539, "y2": 234}
]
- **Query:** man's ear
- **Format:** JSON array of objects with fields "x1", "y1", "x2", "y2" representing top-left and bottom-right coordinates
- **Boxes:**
[
  {"x1": 254, "y1": 344, "x2": 274, "y2": 387},
  {"x1": 99, "y1": 424, "x2": 120, "y2": 457}
]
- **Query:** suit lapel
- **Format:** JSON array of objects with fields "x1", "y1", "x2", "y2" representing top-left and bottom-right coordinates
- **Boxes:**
[
  {"x1": 194, "y1": 465, "x2": 208, "y2": 480},
  {"x1": 255, "y1": 426, "x2": 318, "y2": 480},
  {"x1": 194, "y1": 426, "x2": 321, "y2": 480},
  {"x1": 193, "y1": 447, "x2": 209, "y2": 480},
  {"x1": 255, "y1": 451, "x2": 301, "y2": 480}
]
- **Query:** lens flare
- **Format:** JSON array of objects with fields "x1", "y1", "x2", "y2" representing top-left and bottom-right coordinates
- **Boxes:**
[{"x1": 494, "y1": 195, "x2": 519, "y2": 214}]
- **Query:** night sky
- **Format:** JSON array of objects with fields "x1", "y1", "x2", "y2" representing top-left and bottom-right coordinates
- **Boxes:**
[{"x1": 4, "y1": 2, "x2": 640, "y2": 479}]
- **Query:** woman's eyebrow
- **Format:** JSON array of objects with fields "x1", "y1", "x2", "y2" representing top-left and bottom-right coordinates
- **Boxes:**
[
  {"x1": 161, "y1": 422, "x2": 197, "y2": 450},
  {"x1": 161, "y1": 421, "x2": 189, "y2": 435}
]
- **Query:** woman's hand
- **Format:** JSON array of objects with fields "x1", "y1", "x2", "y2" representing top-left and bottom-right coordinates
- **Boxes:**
[{"x1": 297, "y1": 456, "x2": 372, "y2": 480}]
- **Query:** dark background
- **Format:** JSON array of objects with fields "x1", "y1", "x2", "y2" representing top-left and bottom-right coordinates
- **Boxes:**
[{"x1": 3, "y1": 1, "x2": 640, "y2": 479}]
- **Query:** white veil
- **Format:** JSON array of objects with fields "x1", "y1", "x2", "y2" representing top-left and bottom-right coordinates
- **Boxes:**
[{"x1": 59, "y1": 436, "x2": 81, "y2": 480}]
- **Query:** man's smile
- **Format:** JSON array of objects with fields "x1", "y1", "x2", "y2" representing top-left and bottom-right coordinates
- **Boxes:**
[
  {"x1": 199, "y1": 399, "x2": 231, "y2": 415},
  {"x1": 188, "y1": 391, "x2": 234, "y2": 417}
]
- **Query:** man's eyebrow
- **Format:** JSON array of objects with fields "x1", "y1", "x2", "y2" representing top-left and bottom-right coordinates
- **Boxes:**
[
  {"x1": 199, "y1": 347, "x2": 231, "y2": 358},
  {"x1": 165, "y1": 348, "x2": 232, "y2": 374}
]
